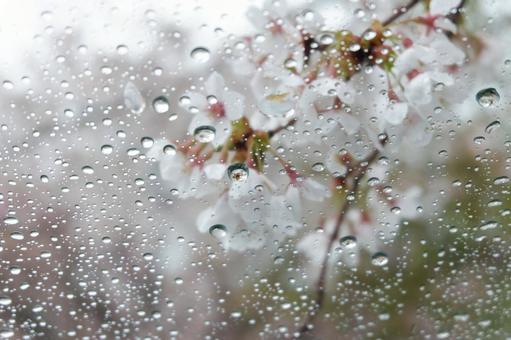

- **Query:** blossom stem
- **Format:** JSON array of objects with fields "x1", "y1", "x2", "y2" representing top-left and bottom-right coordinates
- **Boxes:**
[
  {"x1": 382, "y1": 0, "x2": 422, "y2": 26},
  {"x1": 297, "y1": 137, "x2": 387, "y2": 337}
]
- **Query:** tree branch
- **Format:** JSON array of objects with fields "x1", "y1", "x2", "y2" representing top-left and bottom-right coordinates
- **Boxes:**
[
  {"x1": 297, "y1": 137, "x2": 387, "y2": 337},
  {"x1": 382, "y1": 0, "x2": 422, "y2": 26}
]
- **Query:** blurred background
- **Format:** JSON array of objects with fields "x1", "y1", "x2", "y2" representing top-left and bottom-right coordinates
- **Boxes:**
[{"x1": 0, "y1": 0, "x2": 510, "y2": 338}]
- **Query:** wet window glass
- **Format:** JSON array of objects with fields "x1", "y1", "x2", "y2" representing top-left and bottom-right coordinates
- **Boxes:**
[{"x1": 0, "y1": 0, "x2": 510, "y2": 338}]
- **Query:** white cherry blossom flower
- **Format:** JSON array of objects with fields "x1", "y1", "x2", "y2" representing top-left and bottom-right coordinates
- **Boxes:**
[{"x1": 180, "y1": 72, "x2": 245, "y2": 147}]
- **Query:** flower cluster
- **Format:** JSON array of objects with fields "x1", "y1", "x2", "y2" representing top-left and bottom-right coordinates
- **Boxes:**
[{"x1": 143, "y1": 0, "x2": 468, "y2": 255}]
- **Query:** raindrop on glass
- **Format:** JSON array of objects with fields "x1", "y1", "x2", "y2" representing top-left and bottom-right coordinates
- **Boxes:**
[
  {"x1": 209, "y1": 224, "x2": 227, "y2": 238},
  {"x1": 339, "y1": 235, "x2": 357, "y2": 249},
  {"x1": 3, "y1": 217, "x2": 19, "y2": 225},
  {"x1": 227, "y1": 163, "x2": 249, "y2": 182},
  {"x1": 371, "y1": 252, "x2": 389, "y2": 266},
  {"x1": 152, "y1": 96, "x2": 170, "y2": 113},
  {"x1": 194, "y1": 126, "x2": 216, "y2": 143},
  {"x1": 141, "y1": 137, "x2": 154, "y2": 148},
  {"x1": 163, "y1": 144, "x2": 177, "y2": 156},
  {"x1": 101, "y1": 145, "x2": 113, "y2": 155},
  {"x1": 485, "y1": 120, "x2": 501, "y2": 134},
  {"x1": 476, "y1": 88, "x2": 500, "y2": 108},
  {"x1": 190, "y1": 47, "x2": 210, "y2": 63}
]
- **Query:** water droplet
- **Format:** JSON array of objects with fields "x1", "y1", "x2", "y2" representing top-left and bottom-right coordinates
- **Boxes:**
[
  {"x1": 3, "y1": 217, "x2": 18, "y2": 225},
  {"x1": 190, "y1": 47, "x2": 210, "y2": 63},
  {"x1": 209, "y1": 224, "x2": 227, "y2": 238},
  {"x1": 494, "y1": 176, "x2": 509, "y2": 185},
  {"x1": 0, "y1": 297, "x2": 12, "y2": 306},
  {"x1": 141, "y1": 137, "x2": 154, "y2": 148},
  {"x1": 339, "y1": 235, "x2": 357, "y2": 248},
  {"x1": 127, "y1": 148, "x2": 140, "y2": 157},
  {"x1": 116, "y1": 44, "x2": 129, "y2": 55},
  {"x1": 480, "y1": 220, "x2": 499, "y2": 231},
  {"x1": 124, "y1": 81, "x2": 146, "y2": 114},
  {"x1": 82, "y1": 166, "x2": 94, "y2": 175},
  {"x1": 485, "y1": 120, "x2": 501, "y2": 134},
  {"x1": 0, "y1": 330, "x2": 14, "y2": 338},
  {"x1": 312, "y1": 162, "x2": 325, "y2": 172},
  {"x1": 476, "y1": 88, "x2": 500, "y2": 108},
  {"x1": 101, "y1": 145, "x2": 113, "y2": 155},
  {"x1": 371, "y1": 252, "x2": 388, "y2": 266},
  {"x1": 143, "y1": 252, "x2": 154, "y2": 261},
  {"x1": 152, "y1": 96, "x2": 170, "y2": 113},
  {"x1": 163, "y1": 144, "x2": 177, "y2": 156},
  {"x1": 175, "y1": 277, "x2": 184, "y2": 285},
  {"x1": 227, "y1": 163, "x2": 249, "y2": 182},
  {"x1": 194, "y1": 126, "x2": 216, "y2": 143}
]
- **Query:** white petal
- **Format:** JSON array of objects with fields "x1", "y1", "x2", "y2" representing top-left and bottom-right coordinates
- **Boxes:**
[
  {"x1": 181, "y1": 91, "x2": 208, "y2": 113},
  {"x1": 223, "y1": 90, "x2": 245, "y2": 120},
  {"x1": 204, "y1": 163, "x2": 228, "y2": 180},
  {"x1": 205, "y1": 71, "x2": 226, "y2": 97},
  {"x1": 405, "y1": 73, "x2": 432, "y2": 106},
  {"x1": 384, "y1": 102, "x2": 408, "y2": 125},
  {"x1": 300, "y1": 178, "x2": 329, "y2": 201},
  {"x1": 326, "y1": 150, "x2": 347, "y2": 177}
]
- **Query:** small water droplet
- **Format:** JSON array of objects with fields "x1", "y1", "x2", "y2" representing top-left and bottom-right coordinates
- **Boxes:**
[
  {"x1": 312, "y1": 162, "x2": 325, "y2": 172},
  {"x1": 82, "y1": 166, "x2": 94, "y2": 175},
  {"x1": 194, "y1": 126, "x2": 216, "y2": 143},
  {"x1": 339, "y1": 235, "x2": 357, "y2": 248},
  {"x1": 163, "y1": 144, "x2": 177, "y2": 156},
  {"x1": 3, "y1": 217, "x2": 18, "y2": 225},
  {"x1": 209, "y1": 224, "x2": 227, "y2": 238},
  {"x1": 116, "y1": 44, "x2": 129, "y2": 55},
  {"x1": 485, "y1": 120, "x2": 501, "y2": 134},
  {"x1": 494, "y1": 176, "x2": 509, "y2": 185},
  {"x1": 101, "y1": 145, "x2": 113, "y2": 155},
  {"x1": 476, "y1": 88, "x2": 500, "y2": 108},
  {"x1": 480, "y1": 220, "x2": 499, "y2": 231},
  {"x1": 152, "y1": 96, "x2": 170, "y2": 113},
  {"x1": 371, "y1": 252, "x2": 388, "y2": 266},
  {"x1": 0, "y1": 297, "x2": 12, "y2": 306},
  {"x1": 190, "y1": 47, "x2": 210, "y2": 63},
  {"x1": 141, "y1": 137, "x2": 154, "y2": 148},
  {"x1": 227, "y1": 163, "x2": 249, "y2": 182}
]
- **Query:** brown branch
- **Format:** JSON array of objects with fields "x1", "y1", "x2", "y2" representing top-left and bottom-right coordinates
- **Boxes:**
[
  {"x1": 297, "y1": 137, "x2": 387, "y2": 337},
  {"x1": 382, "y1": 0, "x2": 422, "y2": 26},
  {"x1": 268, "y1": 118, "x2": 297, "y2": 138}
]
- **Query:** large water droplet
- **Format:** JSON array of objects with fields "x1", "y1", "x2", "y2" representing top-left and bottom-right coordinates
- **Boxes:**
[
  {"x1": 124, "y1": 81, "x2": 146, "y2": 114},
  {"x1": 152, "y1": 96, "x2": 170, "y2": 113},
  {"x1": 476, "y1": 88, "x2": 500, "y2": 108},
  {"x1": 194, "y1": 126, "x2": 216, "y2": 143},
  {"x1": 227, "y1": 163, "x2": 249, "y2": 182},
  {"x1": 190, "y1": 47, "x2": 210, "y2": 63}
]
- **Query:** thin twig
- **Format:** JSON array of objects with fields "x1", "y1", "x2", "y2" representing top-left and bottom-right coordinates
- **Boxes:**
[
  {"x1": 268, "y1": 119, "x2": 297, "y2": 138},
  {"x1": 297, "y1": 138, "x2": 387, "y2": 337},
  {"x1": 382, "y1": 0, "x2": 422, "y2": 26}
]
